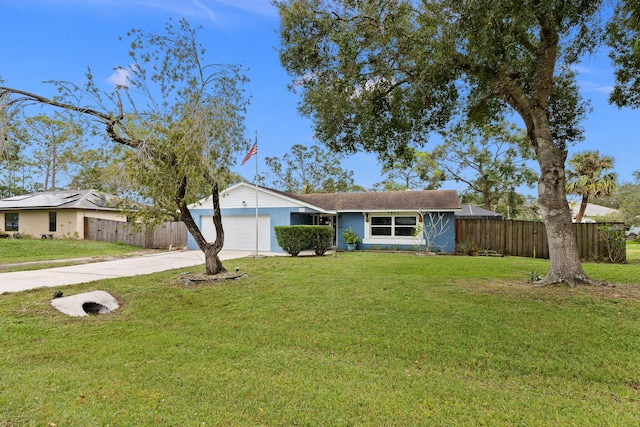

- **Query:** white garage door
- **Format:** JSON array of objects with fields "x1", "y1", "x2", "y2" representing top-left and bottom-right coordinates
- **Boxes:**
[{"x1": 201, "y1": 215, "x2": 271, "y2": 251}]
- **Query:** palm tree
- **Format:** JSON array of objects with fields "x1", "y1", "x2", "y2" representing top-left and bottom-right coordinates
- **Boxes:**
[{"x1": 566, "y1": 151, "x2": 618, "y2": 223}]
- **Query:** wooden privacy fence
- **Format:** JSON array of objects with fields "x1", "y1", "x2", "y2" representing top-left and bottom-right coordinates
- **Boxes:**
[
  {"x1": 84, "y1": 218, "x2": 188, "y2": 249},
  {"x1": 455, "y1": 219, "x2": 625, "y2": 261}
]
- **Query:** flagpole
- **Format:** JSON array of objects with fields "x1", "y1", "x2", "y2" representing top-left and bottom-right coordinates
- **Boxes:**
[{"x1": 254, "y1": 130, "x2": 259, "y2": 257}]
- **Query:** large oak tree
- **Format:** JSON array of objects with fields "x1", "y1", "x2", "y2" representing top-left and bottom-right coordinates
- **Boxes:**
[
  {"x1": 0, "y1": 19, "x2": 249, "y2": 275},
  {"x1": 275, "y1": 0, "x2": 603, "y2": 285}
]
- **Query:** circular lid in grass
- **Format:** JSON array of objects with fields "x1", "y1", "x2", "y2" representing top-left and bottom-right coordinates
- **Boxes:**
[{"x1": 51, "y1": 291, "x2": 119, "y2": 317}]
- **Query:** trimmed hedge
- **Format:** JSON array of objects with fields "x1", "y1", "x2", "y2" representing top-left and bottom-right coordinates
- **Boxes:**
[
  {"x1": 274, "y1": 225, "x2": 333, "y2": 256},
  {"x1": 308, "y1": 226, "x2": 334, "y2": 255}
]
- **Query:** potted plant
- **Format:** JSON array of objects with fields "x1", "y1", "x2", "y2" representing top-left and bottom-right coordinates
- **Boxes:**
[{"x1": 342, "y1": 227, "x2": 360, "y2": 251}]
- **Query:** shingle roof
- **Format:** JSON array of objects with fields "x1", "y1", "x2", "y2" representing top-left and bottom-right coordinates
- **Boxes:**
[
  {"x1": 455, "y1": 204, "x2": 503, "y2": 219},
  {"x1": 568, "y1": 201, "x2": 619, "y2": 219},
  {"x1": 283, "y1": 189, "x2": 460, "y2": 212},
  {"x1": 0, "y1": 190, "x2": 120, "y2": 211}
]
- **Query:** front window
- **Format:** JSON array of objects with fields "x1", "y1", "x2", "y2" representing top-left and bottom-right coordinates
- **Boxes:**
[
  {"x1": 370, "y1": 215, "x2": 417, "y2": 237},
  {"x1": 5, "y1": 212, "x2": 18, "y2": 231},
  {"x1": 49, "y1": 212, "x2": 57, "y2": 232},
  {"x1": 394, "y1": 216, "x2": 417, "y2": 236},
  {"x1": 371, "y1": 217, "x2": 392, "y2": 235}
]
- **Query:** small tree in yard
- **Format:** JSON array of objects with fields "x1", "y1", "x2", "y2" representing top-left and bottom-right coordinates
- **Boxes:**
[
  {"x1": 598, "y1": 225, "x2": 626, "y2": 264},
  {"x1": 566, "y1": 150, "x2": 617, "y2": 223},
  {"x1": 415, "y1": 212, "x2": 452, "y2": 254},
  {"x1": 0, "y1": 19, "x2": 249, "y2": 275}
]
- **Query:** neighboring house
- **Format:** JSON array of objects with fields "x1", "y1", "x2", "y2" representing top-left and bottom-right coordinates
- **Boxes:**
[
  {"x1": 568, "y1": 201, "x2": 619, "y2": 223},
  {"x1": 455, "y1": 204, "x2": 504, "y2": 220},
  {"x1": 187, "y1": 182, "x2": 461, "y2": 253},
  {"x1": 0, "y1": 189, "x2": 126, "y2": 238},
  {"x1": 627, "y1": 225, "x2": 640, "y2": 240}
]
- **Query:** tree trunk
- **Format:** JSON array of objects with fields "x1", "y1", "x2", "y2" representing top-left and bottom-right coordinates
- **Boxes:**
[
  {"x1": 483, "y1": 193, "x2": 491, "y2": 211},
  {"x1": 44, "y1": 164, "x2": 50, "y2": 191},
  {"x1": 204, "y1": 245, "x2": 225, "y2": 274},
  {"x1": 176, "y1": 178, "x2": 226, "y2": 276},
  {"x1": 498, "y1": 36, "x2": 593, "y2": 286},
  {"x1": 51, "y1": 143, "x2": 57, "y2": 191},
  {"x1": 205, "y1": 184, "x2": 227, "y2": 275},
  {"x1": 535, "y1": 132, "x2": 591, "y2": 286},
  {"x1": 575, "y1": 195, "x2": 589, "y2": 223}
]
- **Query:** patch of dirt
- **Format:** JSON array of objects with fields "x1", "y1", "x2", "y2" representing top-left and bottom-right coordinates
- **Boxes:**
[
  {"x1": 543, "y1": 281, "x2": 640, "y2": 301},
  {"x1": 450, "y1": 277, "x2": 640, "y2": 301},
  {"x1": 174, "y1": 271, "x2": 246, "y2": 287}
]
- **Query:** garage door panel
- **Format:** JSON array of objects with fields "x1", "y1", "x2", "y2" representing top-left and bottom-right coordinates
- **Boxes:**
[{"x1": 201, "y1": 215, "x2": 270, "y2": 251}]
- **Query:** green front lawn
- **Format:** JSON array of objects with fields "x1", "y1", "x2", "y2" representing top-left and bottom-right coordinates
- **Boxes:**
[
  {"x1": 1, "y1": 253, "x2": 639, "y2": 425},
  {"x1": 0, "y1": 239, "x2": 149, "y2": 265},
  {"x1": 627, "y1": 240, "x2": 640, "y2": 262}
]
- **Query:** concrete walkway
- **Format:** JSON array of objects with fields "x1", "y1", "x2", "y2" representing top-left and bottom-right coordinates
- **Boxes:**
[{"x1": 0, "y1": 250, "x2": 271, "y2": 294}]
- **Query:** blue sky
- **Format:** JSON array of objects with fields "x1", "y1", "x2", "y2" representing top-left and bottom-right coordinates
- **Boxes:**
[{"x1": 1, "y1": 0, "x2": 638, "y2": 194}]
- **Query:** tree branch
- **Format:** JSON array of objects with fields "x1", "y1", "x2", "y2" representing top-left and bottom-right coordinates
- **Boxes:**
[
  {"x1": 1, "y1": 86, "x2": 142, "y2": 150},
  {"x1": 0, "y1": 86, "x2": 110, "y2": 121}
]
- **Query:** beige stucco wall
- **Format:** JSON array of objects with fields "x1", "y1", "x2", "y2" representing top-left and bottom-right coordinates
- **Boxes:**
[{"x1": 2, "y1": 209, "x2": 125, "y2": 238}]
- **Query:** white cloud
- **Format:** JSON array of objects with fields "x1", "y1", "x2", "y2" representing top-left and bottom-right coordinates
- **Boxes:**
[
  {"x1": 107, "y1": 67, "x2": 132, "y2": 88},
  {"x1": 101, "y1": 0, "x2": 276, "y2": 22},
  {"x1": 137, "y1": 0, "x2": 210, "y2": 19},
  {"x1": 351, "y1": 76, "x2": 397, "y2": 99},
  {"x1": 193, "y1": 0, "x2": 218, "y2": 22},
  {"x1": 578, "y1": 78, "x2": 614, "y2": 95},
  {"x1": 211, "y1": 0, "x2": 277, "y2": 17},
  {"x1": 8, "y1": 0, "x2": 277, "y2": 23},
  {"x1": 594, "y1": 85, "x2": 614, "y2": 95}
]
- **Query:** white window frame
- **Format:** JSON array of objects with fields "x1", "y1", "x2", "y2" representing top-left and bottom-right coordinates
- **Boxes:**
[{"x1": 363, "y1": 212, "x2": 423, "y2": 245}]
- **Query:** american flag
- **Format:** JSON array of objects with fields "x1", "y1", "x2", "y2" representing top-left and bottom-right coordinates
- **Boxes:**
[{"x1": 241, "y1": 144, "x2": 257, "y2": 165}]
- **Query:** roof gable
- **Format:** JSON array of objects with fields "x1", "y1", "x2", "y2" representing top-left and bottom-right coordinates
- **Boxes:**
[{"x1": 188, "y1": 182, "x2": 315, "y2": 210}]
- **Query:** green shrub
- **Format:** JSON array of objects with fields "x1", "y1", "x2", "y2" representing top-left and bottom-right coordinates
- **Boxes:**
[
  {"x1": 456, "y1": 240, "x2": 481, "y2": 256},
  {"x1": 309, "y1": 226, "x2": 333, "y2": 255},
  {"x1": 275, "y1": 225, "x2": 333, "y2": 256},
  {"x1": 598, "y1": 225, "x2": 627, "y2": 263}
]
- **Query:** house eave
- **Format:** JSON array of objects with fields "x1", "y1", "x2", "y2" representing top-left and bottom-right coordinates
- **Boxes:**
[
  {"x1": 0, "y1": 206, "x2": 122, "y2": 212},
  {"x1": 336, "y1": 208, "x2": 461, "y2": 213}
]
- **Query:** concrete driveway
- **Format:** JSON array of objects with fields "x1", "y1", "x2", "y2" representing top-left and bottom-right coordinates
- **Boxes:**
[{"x1": 0, "y1": 250, "x2": 269, "y2": 294}]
